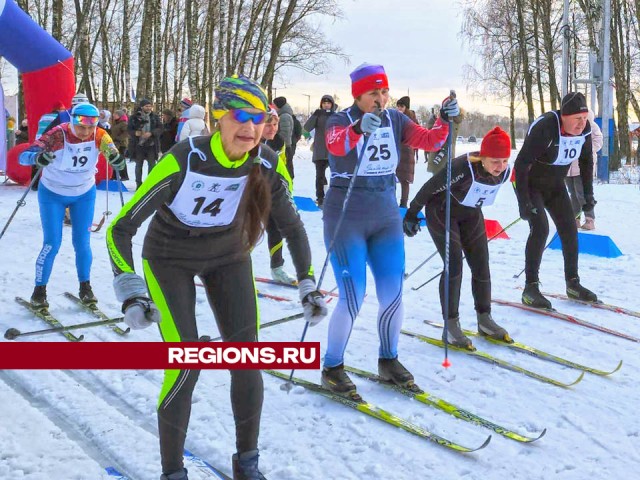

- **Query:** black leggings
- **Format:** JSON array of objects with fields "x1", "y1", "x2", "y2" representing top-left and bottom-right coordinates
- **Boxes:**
[
  {"x1": 525, "y1": 184, "x2": 578, "y2": 283},
  {"x1": 266, "y1": 216, "x2": 284, "y2": 269},
  {"x1": 426, "y1": 202, "x2": 491, "y2": 320},
  {"x1": 144, "y1": 257, "x2": 263, "y2": 474},
  {"x1": 315, "y1": 160, "x2": 329, "y2": 202}
]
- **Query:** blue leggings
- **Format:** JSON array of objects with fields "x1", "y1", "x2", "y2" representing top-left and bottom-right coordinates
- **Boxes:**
[
  {"x1": 323, "y1": 211, "x2": 405, "y2": 367},
  {"x1": 35, "y1": 184, "x2": 96, "y2": 286}
]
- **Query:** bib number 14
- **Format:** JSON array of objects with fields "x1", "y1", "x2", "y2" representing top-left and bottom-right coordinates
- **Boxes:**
[{"x1": 192, "y1": 197, "x2": 223, "y2": 216}]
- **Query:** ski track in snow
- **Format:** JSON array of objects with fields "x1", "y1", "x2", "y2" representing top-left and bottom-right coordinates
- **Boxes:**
[{"x1": 1, "y1": 142, "x2": 640, "y2": 479}]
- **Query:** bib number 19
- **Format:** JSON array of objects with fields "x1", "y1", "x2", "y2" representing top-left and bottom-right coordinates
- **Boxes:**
[{"x1": 192, "y1": 197, "x2": 223, "y2": 217}]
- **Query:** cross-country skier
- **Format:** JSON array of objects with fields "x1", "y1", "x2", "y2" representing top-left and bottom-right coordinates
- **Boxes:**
[
  {"x1": 514, "y1": 92, "x2": 598, "y2": 309},
  {"x1": 321, "y1": 62, "x2": 458, "y2": 396},
  {"x1": 19, "y1": 102, "x2": 124, "y2": 309},
  {"x1": 403, "y1": 127, "x2": 513, "y2": 349},
  {"x1": 106, "y1": 75, "x2": 327, "y2": 480}
]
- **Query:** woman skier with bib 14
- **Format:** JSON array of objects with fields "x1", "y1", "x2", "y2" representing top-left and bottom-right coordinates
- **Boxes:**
[
  {"x1": 106, "y1": 75, "x2": 327, "y2": 480},
  {"x1": 403, "y1": 127, "x2": 513, "y2": 349},
  {"x1": 321, "y1": 63, "x2": 458, "y2": 397}
]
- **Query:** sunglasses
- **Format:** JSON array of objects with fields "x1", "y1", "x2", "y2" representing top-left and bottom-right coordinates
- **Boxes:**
[
  {"x1": 230, "y1": 109, "x2": 267, "y2": 125},
  {"x1": 73, "y1": 115, "x2": 99, "y2": 126}
]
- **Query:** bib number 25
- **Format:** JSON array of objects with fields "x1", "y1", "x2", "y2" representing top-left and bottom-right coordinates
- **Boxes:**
[
  {"x1": 192, "y1": 197, "x2": 223, "y2": 216},
  {"x1": 366, "y1": 144, "x2": 391, "y2": 161}
]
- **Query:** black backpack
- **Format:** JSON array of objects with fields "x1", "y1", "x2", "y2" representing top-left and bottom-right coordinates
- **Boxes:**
[{"x1": 292, "y1": 115, "x2": 303, "y2": 143}]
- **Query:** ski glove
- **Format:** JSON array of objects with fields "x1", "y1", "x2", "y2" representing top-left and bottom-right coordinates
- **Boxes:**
[
  {"x1": 107, "y1": 151, "x2": 126, "y2": 171},
  {"x1": 440, "y1": 98, "x2": 460, "y2": 122},
  {"x1": 298, "y1": 279, "x2": 328, "y2": 326},
  {"x1": 113, "y1": 273, "x2": 160, "y2": 329},
  {"x1": 36, "y1": 151, "x2": 55, "y2": 168},
  {"x1": 432, "y1": 149, "x2": 446, "y2": 166},
  {"x1": 358, "y1": 112, "x2": 382, "y2": 134},
  {"x1": 518, "y1": 202, "x2": 538, "y2": 221},
  {"x1": 403, "y1": 210, "x2": 421, "y2": 237},
  {"x1": 583, "y1": 194, "x2": 597, "y2": 213}
]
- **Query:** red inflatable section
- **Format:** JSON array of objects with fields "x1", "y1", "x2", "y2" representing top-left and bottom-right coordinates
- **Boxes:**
[
  {"x1": 22, "y1": 57, "x2": 75, "y2": 143},
  {"x1": 95, "y1": 153, "x2": 113, "y2": 183},
  {"x1": 5, "y1": 143, "x2": 33, "y2": 185},
  {"x1": 485, "y1": 218, "x2": 510, "y2": 240}
]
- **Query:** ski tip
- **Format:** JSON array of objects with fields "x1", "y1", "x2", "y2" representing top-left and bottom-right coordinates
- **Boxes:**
[
  {"x1": 607, "y1": 359, "x2": 624, "y2": 375},
  {"x1": 566, "y1": 370, "x2": 585, "y2": 387},
  {"x1": 472, "y1": 434, "x2": 492, "y2": 452},
  {"x1": 531, "y1": 427, "x2": 547, "y2": 442}
]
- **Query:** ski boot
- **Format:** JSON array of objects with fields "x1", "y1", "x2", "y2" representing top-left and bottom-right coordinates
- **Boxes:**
[
  {"x1": 522, "y1": 282, "x2": 552, "y2": 310},
  {"x1": 566, "y1": 277, "x2": 598, "y2": 303},
  {"x1": 378, "y1": 357, "x2": 419, "y2": 391},
  {"x1": 580, "y1": 218, "x2": 595, "y2": 231},
  {"x1": 477, "y1": 312, "x2": 512, "y2": 343},
  {"x1": 232, "y1": 450, "x2": 267, "y2": 480},
  {"x1": 321, "y1": 364, "x2": 360, "y2": 400},
  {"x1": 160, "y1": 468, "x2": 188, "y2": 480},
  {"x1": 271, "y1": 266, "x2": 297, "y2": 285},
  {"x1": 443, "y1": 317, "x2": 474, "y2": 350},
  {"x1": 79, "y1": 281, "x2": 98, "y2": 305},
  {"x1": 30, "y1": 285, "x2": 49, "y2": 310}
]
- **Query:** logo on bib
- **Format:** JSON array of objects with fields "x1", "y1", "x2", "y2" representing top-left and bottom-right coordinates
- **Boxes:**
[
  {"x1": 225, "y1": 183, "x2": 240, "y2": 191},
  {"x1": 208, "y1": 183, "x2": 221, "y2": 192},
  {"x1": 191, "y1": 180, "x2": 205, "y2": 191}
]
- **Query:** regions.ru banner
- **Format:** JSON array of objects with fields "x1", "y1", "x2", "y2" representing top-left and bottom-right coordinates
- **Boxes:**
[{"x1": 0, "y1": 342, "x2": 321, "y2": 369}]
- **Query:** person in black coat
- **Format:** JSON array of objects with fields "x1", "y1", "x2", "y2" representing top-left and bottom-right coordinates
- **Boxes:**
[
  {"x1": 303, "y1": 94, "x2": 335, "y2": 207},
  {"x1": 128, "y1": 99, "x2": 162, "y2": 189}
]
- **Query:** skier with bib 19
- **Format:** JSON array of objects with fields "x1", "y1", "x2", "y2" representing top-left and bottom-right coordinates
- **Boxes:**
[
  {"x1": 403, "y1": 127, "x2": 513, "y2": 349},
  {"x1": 514, "y1": 92, "x2": 598, "y2": 309},
  {"x1": 321, "y1": 62, "x2": 458, "y2": 396},
  {"x1": 19, "y1": 103, "x2": 124, "y2": 309},
  {"x1": 106, "y1": 75, "x2": 327, "y2": 480}
]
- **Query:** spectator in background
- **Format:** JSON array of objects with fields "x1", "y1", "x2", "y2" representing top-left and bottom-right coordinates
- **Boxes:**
[
  {"x1": 175, "y1": 97, "x2": 193, "y2": 142},
  {"x1": 566, "y1": 109, "x2": 602, "y2": 231},
  {"x1": 98, "y1": 110, "x2": 111, "y2": 131},
  {"x1": 36, "y1": 102, "x2": 66, "y2": 141},
  {"x1": 160, "y1": 109, "x2": 178, "y2": 153},
  {"x1": 304, "y1": 94, "x2": 336, "y2": 208},
  {"x1": 178, "y1": 104, "x2": 208, "y2": 141},
  {"x1": 110, "y1": 109, "x2": 130, "y2": 180},
  {"x1": 273, "y1": 96, "x2": 295, "y2": 179},
  {"x1": 15, "y1": 118, "x2": 29, "y2": 144},
  {"x1": 128, "y1": 99, "x2": 162, "y2": 189},
  {"x1": 396, "y1": 96, "x2": 418, "y2": 207}
]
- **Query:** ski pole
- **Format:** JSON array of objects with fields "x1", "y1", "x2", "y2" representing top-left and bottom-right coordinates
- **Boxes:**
[
  {"x1": 442, "y1": 119, "x2": 454, "y2": 368},
  {"x1": 4, "y1": 317, "x2": 124, "y2": 340},
  {"x1": 203, "y1": 311, "x2": 306, "y2": 342},
  {"x1": 91, "y1": 155, "x2": 113, "y2": 232},
  {"x1": 0, "y1": 167, "x2": 43, "y2": 241},
  {"x1": 283, "y1": 114, "x2": 377, "y2": 391},
  {"x1": 513, "y1": 230, "x2": 558, "y2": 279},
  {"x1": 405, "y1": 249, "x2": 440, "y2": 280},
  {"x1": 114, "y1": 167, "x2": 125, "y2": 207},
  {"x1": 413, "y1": 216, "x2": 522, "y2": 291}
]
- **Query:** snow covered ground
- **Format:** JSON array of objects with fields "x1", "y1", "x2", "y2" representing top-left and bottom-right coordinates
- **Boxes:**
[{"x1": 0, "y1": 140, "x2": 639, "y2": 480}]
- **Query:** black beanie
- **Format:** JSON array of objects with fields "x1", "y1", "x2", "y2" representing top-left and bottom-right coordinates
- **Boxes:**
[
  {"x1": 273, "y1": 97, "x2": 287, "y2": 109},
  {"x1": 561, "y1": 92, "x2": 588, "y2": 116},
  {"x1": 397, "y1": 96, "x2": 410, "y2": 109}
]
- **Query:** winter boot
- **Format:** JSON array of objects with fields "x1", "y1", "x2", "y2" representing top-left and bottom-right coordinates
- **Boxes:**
[
  {"x1": 160, "y1": 468, "x2": 188, "y2": 480},
  {"x1": 79, "y1": 281, "x2": 98, "y2": 305},
  {"x1": 378, "y1": 357, "x2": 416, "y2": 388},
  {"x1": 566, "y1": 277, "x2": 598, "y2": 303},
  {"x1": 443, "y1": 317, "x2": 474, "y2": 350},
  {"x1": 477, "y1": 312, "x2": 512, "y2": 343},
  {"x1": 580, "y1": 218, "x2": 595, "y2": 230},
  {"x1": 30, "y1": 285, "x2": 49, "y2": 310},
  {"x1": 575, "y1": 218, "x2": 582, "y2": 228},
  {"x1": 321, "y1": 364, "x2": 357, "y2": 396},
  {"x1": 63, "y1": 208, "x2": 72, "y2": 226},
  {"x1": 270, "y1": 266, "x2": 297, "y2": 285},
  {"x1": 232, "y1": 450, "x2": 267, "y2": 480},
  {"x1": 522, "y1": 282, "x2": 552, "y2": 310}
]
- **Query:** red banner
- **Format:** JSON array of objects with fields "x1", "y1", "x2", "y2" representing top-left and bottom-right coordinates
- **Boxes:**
[{"x1": 0, "y1": 342, "x2": 321, "y2": 370}]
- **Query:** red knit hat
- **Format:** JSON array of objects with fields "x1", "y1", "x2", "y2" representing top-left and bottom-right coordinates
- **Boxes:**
[
  {"x1": 479, "y1": 127, "x2": 511, "y2": 158},
  {"x1": 350, "y1": 63, "x2": 389, "y2": 98}
]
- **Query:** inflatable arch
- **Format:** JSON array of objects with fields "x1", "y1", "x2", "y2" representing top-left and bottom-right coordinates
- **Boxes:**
[{"x1": 0, "y1": 0, "x2": 75, "y2": 183}]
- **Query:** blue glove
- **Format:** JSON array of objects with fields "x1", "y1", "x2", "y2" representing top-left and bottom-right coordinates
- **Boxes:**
[
  {"x1": 298, "y1": 279, "x2": 328, "y2": 326},
  {"x1": 358, "y1": 112, "x2": 382, "y2": 134},
  {"x1": 36, "y1": 151, "x2": 55, "y2": 168},
  {"x1": 583, "y1": 194, "x2": 597, "y2": 213},
  {"x1": 107, "y1": 151, "x2": 126, "y2": 171},
  {"x1": 403, "y1": 213, "x2": 421, "y2": 237},
  {"x1": 440, "y1": 98, "x2": 460, "y2": 122}
]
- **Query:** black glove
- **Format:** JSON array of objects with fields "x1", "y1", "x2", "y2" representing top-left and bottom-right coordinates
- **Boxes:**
[
  {"x1": 36, "y1": 151, "x2": 55, "y2": 167},
  {"x1": 433, "y1": 149, "x2": 446, "y2": 166},
  {"x1": 583, "y1": 194, "x2": 597, "y2": 213},
  {"x1": 518, "y1": 202, "x2": 538, "y2": 221},
  {"x1": 403, "y1": 210, "x2": 421, "y2": 237},
  {"x1": 107, "y1": 151, "x2": 126, "y2": 171}
]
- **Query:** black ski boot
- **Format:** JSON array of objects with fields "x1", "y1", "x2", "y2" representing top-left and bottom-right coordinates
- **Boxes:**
[
  {"x1": 79, "y1": 281, "x2": 98, "y2": 305},
  {"x1": 378, "y1": 357, "x2": 418, "y2": 389},
  {"x1": 477, "y1": 312, "x2": 512, "y2": 343},
  {"x1": 522, "y1": 282, "x2": 552, "y2": 310},
  {"x1": 321, "y1": 364, "x2": 357, "y2": 397},
  {"x1": 232, "y1": 450, "x2": 267, "y2": 480},
  {"x1": 30, "y1": 285, "x2": 49, "y2": 310},
  {"x1": 566, "y1": 277, "x2": 598, "y2": 303},
  {"x1": 160, "y1": 468, "x2": 188, "y2": 480},
  {"x1": 443, "y1": 317, "x2": 474, "y2": 350}
]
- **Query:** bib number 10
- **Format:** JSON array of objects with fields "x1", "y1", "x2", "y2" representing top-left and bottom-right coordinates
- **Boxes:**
[
  {"x1": 192, "y1": 197, "x2": 223, "y2": 217},
  {"x1": 366, "y1": 144, "x2": 391, "y2": 161},
  {"x1": 563, "y1": 148, "x2": 577, "y2": 160}
]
